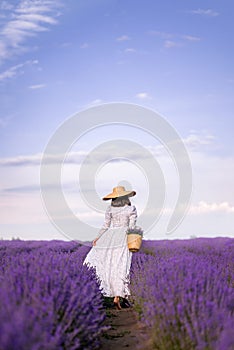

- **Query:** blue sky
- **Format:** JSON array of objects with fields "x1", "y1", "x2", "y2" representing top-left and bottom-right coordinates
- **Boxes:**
[{"x1": 0, "y1": 0, "x2": 234, "y2": 240}]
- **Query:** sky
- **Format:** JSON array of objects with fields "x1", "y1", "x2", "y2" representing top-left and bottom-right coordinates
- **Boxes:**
[{"x1": 0, "y1": 0, "x2": 234, "y2": 241}]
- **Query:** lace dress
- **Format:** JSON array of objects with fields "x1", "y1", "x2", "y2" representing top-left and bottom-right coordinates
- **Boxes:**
[{"x1": 83, "y1": 204, "x2": 137, "y2": 297}]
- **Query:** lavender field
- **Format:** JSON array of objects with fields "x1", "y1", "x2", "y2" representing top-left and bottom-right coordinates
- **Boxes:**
[
  {"x1": 0, "y1": 241, "x2": 105, "y2": 350},
  {"x1": 0, "y1": 238, "x2": 233, "y2": 350},
  {"x1": 131, "y1": 238, "x2": 234, "y2": 350}
]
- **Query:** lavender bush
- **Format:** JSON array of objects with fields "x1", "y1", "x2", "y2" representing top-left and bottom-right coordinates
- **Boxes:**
[
  {"x1": 0, "y1": 241, "x2": 106, "y2": 350},
  {"x1": 130, "y1": 238, "x2": 234, "y2": 350}
]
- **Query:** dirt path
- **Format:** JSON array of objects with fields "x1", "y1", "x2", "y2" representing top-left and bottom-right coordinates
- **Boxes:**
[{"x1": 100, "y1": 307, "x2": 153, "y2": 350}]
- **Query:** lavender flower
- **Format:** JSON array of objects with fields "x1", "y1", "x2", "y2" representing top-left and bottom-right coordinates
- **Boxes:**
[{"x1": 126, "y1": 226, "x2": 144, "y2": 236}]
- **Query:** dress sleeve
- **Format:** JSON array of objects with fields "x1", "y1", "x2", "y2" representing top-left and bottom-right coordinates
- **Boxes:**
[
  {"x1": 97, "y1": 205, "x2": 112, "y2": 237},
  {"x1": 129, "y1": 205, "x2": 137, "y2": 229}
]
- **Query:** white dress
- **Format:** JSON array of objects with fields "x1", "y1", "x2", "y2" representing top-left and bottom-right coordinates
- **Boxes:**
[{"x1": 84, "y1": 204, "x2": 137, "y2": 297}]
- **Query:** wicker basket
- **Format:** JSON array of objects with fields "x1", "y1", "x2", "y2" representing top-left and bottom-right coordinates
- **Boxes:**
[{"x1": 127, "y1": 233, "x2": 142, "y2": 252}]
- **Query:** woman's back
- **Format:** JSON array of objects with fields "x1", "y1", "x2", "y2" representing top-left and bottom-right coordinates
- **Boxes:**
[{"x1": 108, "y1": 205, "x2": 137, "y2": 228}]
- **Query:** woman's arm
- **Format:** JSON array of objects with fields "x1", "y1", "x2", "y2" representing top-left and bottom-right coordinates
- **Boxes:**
[
  {"x1": 129, "y1": 205, "x2": 137, "y2": 229},
  {"x1": 93, "y1": 206, "x2": 112, "y2": 245}
]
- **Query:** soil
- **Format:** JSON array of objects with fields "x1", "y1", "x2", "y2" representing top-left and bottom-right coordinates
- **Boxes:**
[{"x1": 100, "y1": 302, "x2": 153, "y2": 350}]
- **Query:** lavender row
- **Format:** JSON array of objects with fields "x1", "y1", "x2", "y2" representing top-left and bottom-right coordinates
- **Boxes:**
[
  {"x1": 0, "y1": 241, "x2": 106, "y2": 350},
  {"x1": 130, "y1": 238, "x2": 234, "y2": 350}
]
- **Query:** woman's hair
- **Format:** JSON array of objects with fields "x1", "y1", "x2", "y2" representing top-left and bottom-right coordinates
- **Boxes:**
[{"x1": 111, "y1": 195, "x2": 131, "y2": 207}]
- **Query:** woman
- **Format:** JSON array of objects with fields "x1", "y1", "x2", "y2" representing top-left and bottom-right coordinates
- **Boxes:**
[{"x1": 84, "y1": 185, "x2": 137, "y2": 309}]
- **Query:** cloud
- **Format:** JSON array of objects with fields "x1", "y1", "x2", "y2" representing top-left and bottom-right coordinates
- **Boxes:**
[
  {"x1": 135, "y1": 92, "x2": 151, "y2": 99},
  {"x1": 149, "y1": 31, "x2": 201, "y2": 49},
  {"x1": 0, "y1": 153, "x2": 42, "y2": 166},
  {"x1": 116, "y1": 35, "x2": 130, "y2": 41},
  {"x1": 182, "y1": 35, "x2": 201, "y2": 42},
  {"x1": 0, "y1": 59, "x2": 38, "y2": 81},
  {"x1": 183, "y1": 132, "x2": 215, "y2": 150},
  {"x1": 148, "y1": 30, "x2": 173, "y2": 39},
  {"x1": 190, "y1": 201, "x2": 234, "y2": 214},
  {"x1": 0, "y1": 0, "x2": 61, "y2": 63},
  {"x1": 124, "y1": 48, "x2": 136, "y2": 53},
  {"x1": 0, "y1": 130, "x2": 215, "y2": 168},
  {"x1": 0, "y1": 151, "x2": 89, "y2": 167},
  {"x1": 164, "y1": 40, "x2": 182, "y2": 49},
  {"x1": 190, "y1": 9, "x2": 219, "y2": 17},
  {"x1": 28, "y1": 83, "x2": 46, "y2": 89},
  {"x1": 90, "y1": 98, "x2": 102, "y2": 104},
  {"x1": 147, "y1": 130, "x2": 216, "y2": 155},
  {"x1": 3, "y1": 185, "x2": 40, "y2": 193},
  {"x1": 85, "y1": 99, "x2": 103, "y2": 108}
]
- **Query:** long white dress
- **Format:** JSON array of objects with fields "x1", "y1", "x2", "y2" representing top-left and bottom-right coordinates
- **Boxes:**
[{"x1": 84, "y1": 204, "x2": 137, "y2": 297}]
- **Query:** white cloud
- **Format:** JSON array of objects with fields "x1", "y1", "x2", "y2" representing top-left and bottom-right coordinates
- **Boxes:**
[
  {"x1": 0, "y1": 153, "x2": 42, "y2": 166},
  {"x1": 90, "y1": 98, "x2": 102, "y2": 104},
  {"x1": 124, "y1": 48, "x2": 136, "y2": 53},
  {"x1": 149, "y1": 31, "x2": 201, "y2": 48},
  {"x1": 147, "y1": 130, "x2": 216, "y2": 155},
  {"x1": 29, "y1": 83, "x2": 46, "y2": 89},
  {"x1": 0, "y1": 130, "x2": 216, "y2": 167},
  {"x1": 116, "y1": 35, "x2": 130, "y2": 41},
  {"x1": 164, "y1": 40, "x2": 182, "y2": 49},
  {"x1": 183, "y1": 35, "x2": 201, "y2": 42},
  {"x1": 16, "y1": 13, "x2": 57, "y2": 25},
  {"x1": 0, "y1": 0, "x2": 61, "y2": 62},
  {"x1": 183, "y1": 132, "x2": 215, "y2": 149},
  {"x1": 190, "y1": 201, "x2": 234, "y2": 214},
  {"x1": 0, "y1": 151, "x2": 89, "y2": 167},
  {"x1": 148, "y1": 30, "x2": 173, "y2": 39},
  {"x1": 0, "y1": 59, "x2": 38, "y2": 82},
  {"x1": 135, "y1": 92, "x2": 151, "y2": 99},
  {"x1": 85, "y1": 99, "x2": 103, "y2": 108},
  {"x1": 190, "y1": 9, "x2": 219, "y2": 17}
]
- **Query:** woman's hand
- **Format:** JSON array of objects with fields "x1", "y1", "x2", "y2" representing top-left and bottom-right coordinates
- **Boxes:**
[{"x1": 92, "y1": 238, "x2": 98, "y2": 246}]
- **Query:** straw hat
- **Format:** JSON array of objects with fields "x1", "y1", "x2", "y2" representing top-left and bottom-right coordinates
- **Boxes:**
[{"x1": 102, "y1": 186, "x2": 136, "y2": 201}]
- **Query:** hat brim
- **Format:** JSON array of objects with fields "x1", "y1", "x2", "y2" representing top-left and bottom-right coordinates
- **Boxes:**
[{"x1": 102, "y1": 190, "x2": 136, "y2": 201}]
